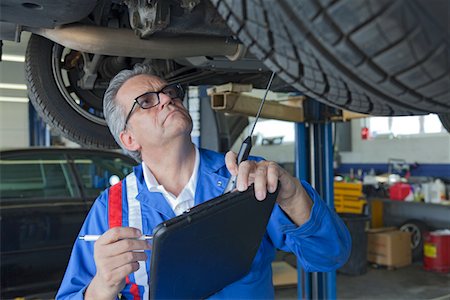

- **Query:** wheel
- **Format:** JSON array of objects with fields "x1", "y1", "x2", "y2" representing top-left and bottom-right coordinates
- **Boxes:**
[
  {"x1": 25, "y1": 34, "x2": 118, "y2": 148},
  {"x1": 438, "y1": 113, "x2": 450, "y2": 133},
  {"x1": 210, "y1": 0, "x2": 450, "y2": 116},
  {"x1": 399, "y1": 219, "x2": 429, "y2": 261}
]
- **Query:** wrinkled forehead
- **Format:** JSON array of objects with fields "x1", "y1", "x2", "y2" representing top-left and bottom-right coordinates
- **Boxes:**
[{"x1": 116, "y1": 74, "x2": 168, "y2": 104}]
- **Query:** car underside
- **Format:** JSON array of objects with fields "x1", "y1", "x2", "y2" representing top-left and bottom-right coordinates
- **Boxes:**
[{"x1": 1, "y1": 0, "x2": 449, "y2": 148}]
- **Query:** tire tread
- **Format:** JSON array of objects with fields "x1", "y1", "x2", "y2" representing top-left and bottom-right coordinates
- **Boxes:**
[{"x1": 214, "y1": 0, "x2": 450, "y2": 115}]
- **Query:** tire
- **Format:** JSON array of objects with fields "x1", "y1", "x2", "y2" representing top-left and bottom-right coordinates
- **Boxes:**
[
  {"x1": 438, "y1": 113, "x2": 450, "y2": 133},
  {"x1": 210, "y1": 0, "x2": 450, "y2": 116},
  {"x1": 399, "y1": 219, "x2": 429, "y2": 261},
  {"x1": 25, "y1": 34, "x2": 118, "y2": 149}
]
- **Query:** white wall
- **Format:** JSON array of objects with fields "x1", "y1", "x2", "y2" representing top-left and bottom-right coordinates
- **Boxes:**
[
  {"x1": 0, "y1": 102, "x2": 29, "y2": 148},
  {"x1": 251, "y1": 142, "x2": 295, "y2": 163},
  {"x1": 236, "y1": 119, "x2": 450, "y2": 165},
  {"x1": 340, "y1": 119, "x2": 450, "y2": 164},
  {"x1": 0, "y1": 33, "x2": 30, "y2": 149}
]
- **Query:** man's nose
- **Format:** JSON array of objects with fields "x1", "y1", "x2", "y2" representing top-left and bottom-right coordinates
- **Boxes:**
[{"x1": 158, "y1": 92, "x2": 173, "y2": 109}]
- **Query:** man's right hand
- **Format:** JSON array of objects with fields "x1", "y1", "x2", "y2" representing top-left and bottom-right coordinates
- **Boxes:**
[{"x1": 85, "y1": 227, "x2": 151, "y2": 300}]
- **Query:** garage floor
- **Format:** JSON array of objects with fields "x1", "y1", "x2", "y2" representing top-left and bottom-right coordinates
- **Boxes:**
[
  {"x1": 30, "y1": 257, "x2": 450, "y2": 299},
  {"x1": 274, "y1": 261, "x2": 450, "y2": 299}
]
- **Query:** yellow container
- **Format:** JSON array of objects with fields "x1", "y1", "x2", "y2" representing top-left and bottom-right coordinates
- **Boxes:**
[{"x1": 334, "y1": 182, "x2": 366, "y2": 214}]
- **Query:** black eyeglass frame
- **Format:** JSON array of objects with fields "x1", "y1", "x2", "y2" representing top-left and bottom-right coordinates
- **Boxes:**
[{"x1": 123, "y1": 83, "x2": 184, "y2": 130}]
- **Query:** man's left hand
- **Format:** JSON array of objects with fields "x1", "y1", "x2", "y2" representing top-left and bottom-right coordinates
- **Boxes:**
[{"x1": 225, "y1": 151, "x2": 313, "y2": 226}]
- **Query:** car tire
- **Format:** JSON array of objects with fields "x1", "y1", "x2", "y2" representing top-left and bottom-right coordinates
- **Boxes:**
[
  {"x1": 210, "y1": 0, "x2": 450, "y2": 116},
  {"x1": 438, "y1": 113, "x2": 450, "y2": 133},
  {"x1": 25, "y1": 34, "x2": 118, "y2": 149},
  {"x1": 399, "y1": 219, "x2": 429, "y2": 261}
]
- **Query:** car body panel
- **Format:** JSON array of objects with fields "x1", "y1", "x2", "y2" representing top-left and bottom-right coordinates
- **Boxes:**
[{"x1": 0, "y1": 148, "x2": 137, "y2": 298}]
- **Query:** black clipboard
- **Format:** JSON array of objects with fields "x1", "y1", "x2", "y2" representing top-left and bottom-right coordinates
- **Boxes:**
[{"x1": 149, "y1": 183, "x2": 280, "y2": 299}]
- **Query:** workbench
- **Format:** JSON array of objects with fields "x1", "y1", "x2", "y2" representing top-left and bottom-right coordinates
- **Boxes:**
[{"x1": 369, "y1": 198, "x2": 450, "y2": 229}]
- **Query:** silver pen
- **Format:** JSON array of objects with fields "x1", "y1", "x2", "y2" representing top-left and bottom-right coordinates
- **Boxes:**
[{"x1": 78, "y1": 235, "x2": 153, "y2": 241}]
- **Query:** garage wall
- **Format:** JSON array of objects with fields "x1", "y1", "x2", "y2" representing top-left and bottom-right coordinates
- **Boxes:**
[
  {"x1": 0, "y1": 33, "x2": 30, "y2": 149},
  {"x1": 340, "y1": 119, "x2": 450, "y2": 164},
  {"x1": 250, "y1": 122, "x2": 450, "y2": 165},
  {"x1": 0, "y1": 102, "x2": 29, "y2": 148}
]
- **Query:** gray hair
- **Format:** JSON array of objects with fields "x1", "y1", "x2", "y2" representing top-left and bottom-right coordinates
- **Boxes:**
[{"x1": 103, "y1": 63, "x2": 156, "y2": 162}]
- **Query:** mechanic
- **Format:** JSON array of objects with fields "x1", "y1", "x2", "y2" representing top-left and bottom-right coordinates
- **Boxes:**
[{"x1": 56, "y1": 64, "x2": 351, "y2": 299}]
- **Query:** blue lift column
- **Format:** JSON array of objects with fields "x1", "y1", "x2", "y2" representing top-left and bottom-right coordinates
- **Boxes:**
[{"x1": 295, "y1": 100, "x2": 336, "y2": 300}]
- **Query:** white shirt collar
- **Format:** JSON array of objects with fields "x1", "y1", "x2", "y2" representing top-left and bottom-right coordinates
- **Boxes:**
[{"x1": 142, "y1": 146, "x2": 200, "y2": 216}]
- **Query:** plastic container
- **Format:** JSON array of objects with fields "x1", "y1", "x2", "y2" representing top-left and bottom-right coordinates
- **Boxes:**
[
  {"x1": 424, "y1": 230, "x2": 450, "y2": 273},
  {"x1": 430, "y1": 179, "x2": 446, "y2": 203},
  {"x1": 389, "y1": 182, "x2": 411, "y2": 201},
  {"x1": 338, "y1": 213, "x2": 371, "y2": 275}
]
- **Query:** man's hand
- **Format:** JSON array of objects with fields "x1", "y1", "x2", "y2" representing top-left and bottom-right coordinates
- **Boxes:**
[
  {"x1": 225, "y1": 151, "x2": 313, "y2": 226},
  {"x1": 85, "y1": 227, "x2": 151, "y2": 300}
]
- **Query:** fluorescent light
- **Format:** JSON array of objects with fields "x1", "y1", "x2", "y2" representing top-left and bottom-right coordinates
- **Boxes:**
[
  {"x1": 1, "y1": 54, "x2": 25, "y2": 62},
  {"x1": 0, "y1": 96, "x2": 29, "y2": 103},
  {"x1": 0, "y1": 83, "x2": 27, "y2": 90}
]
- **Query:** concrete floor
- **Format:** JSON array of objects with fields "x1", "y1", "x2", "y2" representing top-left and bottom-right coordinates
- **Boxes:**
[
  {"x1": 30, "y1": 258, "x2": 450, "y2": 299},
  {"x1": 274, "y1": 262, "x2": 450, "y2": 300}
]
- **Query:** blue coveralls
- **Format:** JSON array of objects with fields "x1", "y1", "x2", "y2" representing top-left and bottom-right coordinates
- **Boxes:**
[{"x1": 56, "y1": 148, "x2": 351, "y2": 299}]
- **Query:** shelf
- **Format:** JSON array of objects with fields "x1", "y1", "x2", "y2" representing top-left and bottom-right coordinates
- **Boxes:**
[{"x1": 368, "y1": 198, "x2": 450, "y2": 208}]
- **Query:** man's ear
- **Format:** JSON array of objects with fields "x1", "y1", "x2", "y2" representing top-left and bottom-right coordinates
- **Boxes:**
[{"x1": 119, "y1": 130, "x2": 141, "y2": 152}]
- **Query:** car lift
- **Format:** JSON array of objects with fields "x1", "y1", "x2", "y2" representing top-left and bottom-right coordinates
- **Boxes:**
[{"x1": 204, "y1": 83, "x2": 366, "y2": 300}]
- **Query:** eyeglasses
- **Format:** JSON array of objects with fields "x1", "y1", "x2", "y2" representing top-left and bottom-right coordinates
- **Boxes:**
[{"x1": 123, "y1": 83, "x2": 184, "y2": 130}]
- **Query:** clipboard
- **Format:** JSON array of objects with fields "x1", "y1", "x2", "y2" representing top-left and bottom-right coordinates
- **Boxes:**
[{"x1": 149, "y1": 183, "x2": 280, "y2": 299}]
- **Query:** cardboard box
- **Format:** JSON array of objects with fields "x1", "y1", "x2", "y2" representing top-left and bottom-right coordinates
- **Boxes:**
[
  {"x1": 367, "y1": 227, "x2": 412, "y2": 268},
  {"x1": 272, "y1": 261, "x2": 297, "y2": 287}
]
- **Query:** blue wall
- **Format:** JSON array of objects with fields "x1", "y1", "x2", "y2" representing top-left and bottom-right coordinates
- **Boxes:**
[{"x1": 336, "y1": 163, "x2": 450, "y2": 179}]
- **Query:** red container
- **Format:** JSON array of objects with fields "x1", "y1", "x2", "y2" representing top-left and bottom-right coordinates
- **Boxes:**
[
  {"x1": 424, "y1": 230, "x2": 450, "y2": 273},
  {"x1": 389, "y1": 182, "x2": 411, "y2": 200}
]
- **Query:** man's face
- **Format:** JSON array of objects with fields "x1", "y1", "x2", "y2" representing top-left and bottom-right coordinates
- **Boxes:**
[{"x1": 116, "y1": 74, "x2": 193, "y2": 150}]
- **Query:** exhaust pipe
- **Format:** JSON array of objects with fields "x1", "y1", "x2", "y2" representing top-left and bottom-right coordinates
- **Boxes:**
[{"x1": 28, "y1": 24, "x2": 245, "y2": 60}]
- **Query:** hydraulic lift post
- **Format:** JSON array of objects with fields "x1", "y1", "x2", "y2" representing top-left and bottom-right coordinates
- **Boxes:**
[
  {"x1": 207, "y1": 83, "x2": 361, "y2": 299},
  {"x1": 295, "y1": 100, "x2": 336, "y2": 300}
]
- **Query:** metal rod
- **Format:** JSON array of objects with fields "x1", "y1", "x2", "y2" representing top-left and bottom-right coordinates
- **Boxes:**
[
  {"x1": 248, "y1": 71, "x2": 276, "y2": 136},
  {"x1": 223, "y1": 71, "x2": 276, "y2": 194},
  {"x1": 28, "y1": 24, "x2": 242, "y2": 59}
]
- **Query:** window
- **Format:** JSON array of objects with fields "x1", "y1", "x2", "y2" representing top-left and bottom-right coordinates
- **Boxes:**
[
  {"x1": 252, "y1": 119, "x2": 295, "y2": 145},
  {"x1": 368, "y1": 117, "x2": 390, "y2": 135},
  {"x1": 0, "y1": 154, "x2": 78, "y2": 199},
  {"x1": 391, "y1": 116, "x2": 420, "y2": 135},
  {"x1": 367, "y1": 114, "x2": 445, "y2": 137},
  {"x1": 71, "y1": 154, "x2": 135, "y2": 197},
  {"x1": 423, "y1": 114, "x2": 443, "y2": 133}
]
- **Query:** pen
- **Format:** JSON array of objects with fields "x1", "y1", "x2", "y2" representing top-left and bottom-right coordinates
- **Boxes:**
[{"x1": 78, "y1": 235, "x2": 153, "y2": 241}]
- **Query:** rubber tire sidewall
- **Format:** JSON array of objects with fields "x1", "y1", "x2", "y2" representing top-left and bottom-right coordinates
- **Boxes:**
[
  {"x1": 26, "y1": 34, "x2": 118, "y2": 149},
  {"x1": 438, "y1": 113, "x2": 450, "y2": 133},
  {"x1": 400, "y1": 219, "x2": 429, "y2": 262}
]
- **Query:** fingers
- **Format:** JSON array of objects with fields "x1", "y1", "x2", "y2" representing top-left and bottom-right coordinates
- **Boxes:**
[
  {"x1": 254, "y1": 166, "x2": 268, "y2": 200},
  {"x1": 104, "y1": 262, "x2": 141, "y2": 285},
  {"x1": 267, "y1": 162, "x2": 280, "y2": 193},
  {"x1": 102, "y1": 237, "x2": 151, "y2": 257},
  {"x1": 234, "y1": 160, "x2": 281, "y2": 201},
  {"x1": 97, "y1": 226, "x2": 142, "y2": 245},
  {"x1": 225, "y1": 151, "x2": 238, "y2": 176},
  {"x1": 236, "y1": 160, "x2": 257, "y2": 191},
  {"x1": 97, "y1": 248, "x2": 147, "y2": 271},
  {"x1": 94, "y1": 227, "x2": 151, "y2": 258},
  {"x1": 226, "y1": 153, "x2": 294, "y2": 203},
  {"x1": 92, "y1": 227, "x2": 151, "y2": 291}
]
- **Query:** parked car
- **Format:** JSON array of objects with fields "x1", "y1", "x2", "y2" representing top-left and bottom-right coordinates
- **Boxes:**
[
  {"x1": 0, "y1": 0, "x2": 448, "y2": 149},
  {"x1": 0, "y1": 147, "x2": 137, "y2": 298}
]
